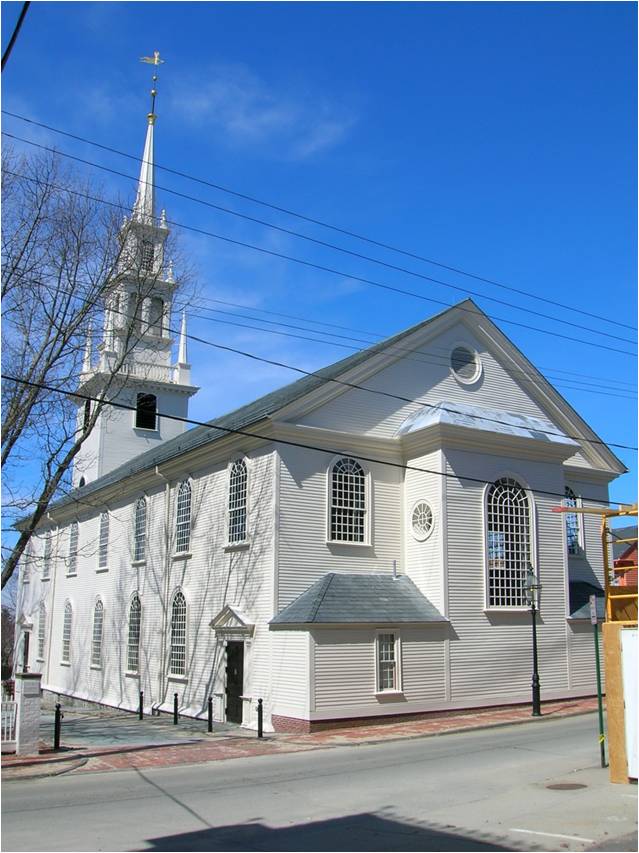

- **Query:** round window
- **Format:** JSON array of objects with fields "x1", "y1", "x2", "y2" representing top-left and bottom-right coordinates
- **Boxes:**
[
  {"x1": 411, "y1": 501, "x2": 434, "y2": 541},
  {"x1": 450, "y1": 345, "x2": 481, "y2": 383}
]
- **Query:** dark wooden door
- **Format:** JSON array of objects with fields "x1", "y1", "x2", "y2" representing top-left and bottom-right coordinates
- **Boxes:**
[{"x1": 225, "y1": 641, "x2": 244, "y2": 724}]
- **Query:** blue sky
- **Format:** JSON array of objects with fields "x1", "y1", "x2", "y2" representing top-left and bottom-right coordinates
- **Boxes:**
[{"x1": 2, "y1": 1, "x2": 637, "y2": 508}]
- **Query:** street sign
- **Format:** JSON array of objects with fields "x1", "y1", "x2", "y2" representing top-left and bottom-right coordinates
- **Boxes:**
[{"x1": 589, "y1": 594, "x2": 598, "y2": 625}]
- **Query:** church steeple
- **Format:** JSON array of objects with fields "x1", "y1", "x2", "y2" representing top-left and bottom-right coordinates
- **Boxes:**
[{"x1": 72, "y1": 51, "x2": 198, "y2": 490}]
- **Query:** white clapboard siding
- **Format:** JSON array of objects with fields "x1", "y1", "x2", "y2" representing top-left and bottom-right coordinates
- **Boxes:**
[
  {"x1": 270, "y1": 631, "x2": 309, "y2": 718},
  {"x1": 313, "y1": 627, "x2": 447, "y2": 711},
  {"x1": 445, "y1": 449, "x2": 570, "y2": 703},
  {"x1": 277, "y1": 445, "x2": 402, "y2": 609},
  {"x1": 568, "y1": 621, "x2": 606, "y2": 692},
  {"x1": 403, "y1": 449, "x2": 445, "y2": 614},
  {"x1": 296, "y1": 323, "x2": 557, "y2": 439}
]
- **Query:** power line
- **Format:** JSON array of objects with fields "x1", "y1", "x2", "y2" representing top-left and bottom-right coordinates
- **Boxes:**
[
  {"x1": 191, "y1": 303, "x2": 637, "y2": 401},
  {"x1": 1, "y1": 2, "x2": 30, "y2": 72},
  {"x1": 2, "y1": 108, "x2": 635, "y2": 334},
  {"x1": 3, "y1": 130, "x2": 635, "y2": 349},
  {"x1": 3, "y1": 373, "x2": 628, "y2": 508},
  {"x1": 195, "y1": 295, "x2": 637, "y2": 390},
  {"x1": 3, "y1": 165, "x2": 636, "y2": 359}
]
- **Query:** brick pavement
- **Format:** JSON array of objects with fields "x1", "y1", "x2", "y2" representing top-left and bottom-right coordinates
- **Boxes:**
[{"x1": 2, "y1": 696, "x2": 600, "y2": 779}]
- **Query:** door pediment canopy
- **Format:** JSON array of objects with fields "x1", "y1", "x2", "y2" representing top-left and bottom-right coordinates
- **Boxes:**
[{"x1": 210, "y1": 605, "x2": 254, "y2": 638}]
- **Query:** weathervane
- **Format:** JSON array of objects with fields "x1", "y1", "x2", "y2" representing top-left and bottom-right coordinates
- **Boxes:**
[{"x1": 139, "y1": 50, "x2": 164, "y2": 121}]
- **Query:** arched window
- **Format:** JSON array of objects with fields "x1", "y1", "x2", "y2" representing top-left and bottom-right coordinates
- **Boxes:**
[
  {"x1": 169, "y1": 591, "x2": 187, "y2": 676},
  {"x1": 486, "y1": 478, "x2": 532, "y2": 607},
  {"x1": 37, "y1": 604, "x2": 46, "y2": 660},
  {"x1": 62, "y1": 601, "x2": 72, "y2": 663},
  {"x1": 141, "y1": 240, "x2": 155, "y2": 272},
  {"x1": 127, "y1": 595, "x2": 141, "y2": 673},
  {"x1": 42, "y1": 533, "x2": 52, "y2": 580},
  {"x1": 175, "y1": 481, "x2": 191, "y2": 553},
  {"x1": 135, "y1": 393, "x2": 157, "y2": 430},
  {"x1": 148, "y1": 297, "x2": 164, "y2": 336},
  {"x1": 91, "y1": 600, "x2": 104, "y2": 667},
  {"x1": 329, "y1": 457, "x2": 366, "y2": 543},
  {"x1": 98, "y1": 512, "x2": 109, "y2": 570},
  {"x1": 134, "y1": 498, "x2": 147, "y2": 562},
  {"x1": 68, "y1": 521, "x2": 79, "y2": 575},
  {"x1": 228, "y1": 459, "x2": 248, "y2": 543},
  {"x1": 564, "y1": 486, "x2": 581, "y2": 556}
]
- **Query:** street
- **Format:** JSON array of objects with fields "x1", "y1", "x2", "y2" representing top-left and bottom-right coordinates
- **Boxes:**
[{"x1": 2, "y1": 714, "x2": 637, "y2": 852}]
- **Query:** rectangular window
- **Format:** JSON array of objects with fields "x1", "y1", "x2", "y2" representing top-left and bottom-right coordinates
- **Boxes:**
[
  {"x1": 141, "y1": 241, "x2": 155, "y2": 272},
  {"x1": 376, "y1": 632, "x2": 400, "y2": 692},
  {"x1": 148, "y1": 297, "x2": 164, "y2": 336},
  {"x1": 68, "y1": 522, "x2": 79, "y2": 575},
  {"x1": 42, "y1": 534, "x2": 52, "y2": 580},
  {"x1": 135, "y1": 393, "x2": 157, "y2": 430},
  {"x1": 98, "y1": 512, "x2": 109, "y2": 570}
]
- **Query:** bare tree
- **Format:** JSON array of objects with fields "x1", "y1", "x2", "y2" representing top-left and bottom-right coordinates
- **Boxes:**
[{"x1": 1, "y1": 147, "x2": 190, "y2": 588}]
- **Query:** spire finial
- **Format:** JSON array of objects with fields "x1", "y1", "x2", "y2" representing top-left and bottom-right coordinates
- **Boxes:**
[{"x1": 140, "y1": 50, "x2": 164, "y2": 122}]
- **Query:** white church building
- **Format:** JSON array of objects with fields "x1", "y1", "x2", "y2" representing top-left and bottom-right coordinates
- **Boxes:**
[{"x1": 17, "y1": 96, "x2": 625, "y2": 732}]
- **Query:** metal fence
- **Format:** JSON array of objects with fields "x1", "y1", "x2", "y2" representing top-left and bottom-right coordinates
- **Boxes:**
[{"x1": 1, "y1": 700, "x2": 17, "y2": 750}]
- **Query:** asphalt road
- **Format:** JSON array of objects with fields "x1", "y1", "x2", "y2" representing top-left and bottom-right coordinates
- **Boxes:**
[{"x1": 2, "y1": 715, "x2": 637, "y2": 852}]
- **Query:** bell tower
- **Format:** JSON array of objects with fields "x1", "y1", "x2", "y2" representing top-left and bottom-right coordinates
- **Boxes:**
[{"x1": 73, "y1": 53, "x2": 198, "y2": 488}]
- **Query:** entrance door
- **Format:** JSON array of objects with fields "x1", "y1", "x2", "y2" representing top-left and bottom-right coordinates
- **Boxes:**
[{"x1": 225, "y1": 641, "x2": 244, "y2": 724}]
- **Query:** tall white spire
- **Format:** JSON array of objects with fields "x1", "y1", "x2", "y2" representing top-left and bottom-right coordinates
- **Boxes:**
[
  {"x1": 132, "y1": 115, "x2": 155, "y2": 224},
  {"x1": 132, "y1": 50, "x2": 164, "y2": 225}
]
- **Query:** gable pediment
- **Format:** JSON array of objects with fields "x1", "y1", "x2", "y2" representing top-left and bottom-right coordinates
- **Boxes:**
[{"x1": 210, "y1": 605, "x2": 255, "y2": 638}]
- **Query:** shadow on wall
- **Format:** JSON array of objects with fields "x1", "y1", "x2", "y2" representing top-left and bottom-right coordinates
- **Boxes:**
[{"x1": 142, "y1": 812, "x2": 513, "y2": 852}]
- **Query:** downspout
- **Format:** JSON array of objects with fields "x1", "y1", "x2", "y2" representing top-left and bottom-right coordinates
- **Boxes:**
[{"x1": 155, "y1": 466, "x2": 171, "y2": 710}]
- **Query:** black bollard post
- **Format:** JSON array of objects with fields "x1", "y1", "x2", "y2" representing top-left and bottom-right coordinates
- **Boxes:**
[
  {"x1": 257, "y1": 698, "x2": 263, "y2": 739},
  {"x1": 173, "y1": 692, "x2": 178, "y2": 725},
  {"x1": 138, "y1": 691, "x2": 144, "y2": 721},
  {"x1": 53, "y1": 703, "x2": 63, "y2": 751},
  {"x1": 207, "y1": 696, "x2": 213, "y2": 733}
]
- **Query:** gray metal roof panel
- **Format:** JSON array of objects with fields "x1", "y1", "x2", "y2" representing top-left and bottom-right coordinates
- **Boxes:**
[{"x1": 270, "y1": 573, "x2": 446, "y2": 626}]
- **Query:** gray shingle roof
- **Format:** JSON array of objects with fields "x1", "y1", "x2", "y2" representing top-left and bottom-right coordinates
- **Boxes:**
[
  {"x1": 269, "y1": 573, "x2": 446, "y2": 628},
  {"x1": 50, "y1": 302, "x2": 457, "y2": 511},
  {"x1": 568, "y1": 581, "x2": 605, "y2": 620}
]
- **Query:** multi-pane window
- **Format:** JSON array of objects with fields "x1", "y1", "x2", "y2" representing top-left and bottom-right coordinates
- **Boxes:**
[
  {"x1": 487, "y1": 478, "x2": 531, "y2": 607},
  {"x1": 169, "y1": 591, "x2": 187, "y2": 676},
  {"x1": 228, "y1": 459, "x2": 248, "y2": 543},
  {"x1": 37, "y1": 604, "x2": 46, "y2": 660},
  {"x1": 564, "y1": 487, "x2": 581, "y2": 556},
  {"x1": 42, "y1": 534, "x2": 52, "y2": 580},
  {"x1": 127, "y1": 595, "x2": 141, "y2": 673},
  {"x1": 148, "y1": 297, "x2": 164, "y2": 336},
  {"x1": 134, "y1": 497, "x2": 147, "y2": 562},
  {"x1": 377, "y1": 633, "x2": 398, "y2": 692},
  {"x1": 22, "y1": 541, "x2": 33, "y2": 584},
  {"x1": 135, "y1": 393, "x2": 157, "y2": 430},
  {"x1": 91, "y1": 600, "x2": 104, "y2": 667},
  {"x1": 175, "y1": 481, "x2": 191, "y2": 553},
  {"x1": 98, "y1": 512, "x2": 109, "y2": 570},
  {"x1": 68, "y1": 521, "x2": 79, "y2": 575},
  {"x1": 411, "y1": 501, "x2": 434, "y2": 541},
  {"x1": 330, "y1": 457, "x2": 366, "y2": 542},
  {"x1": 62, "y1": 602, "x2": 72, "y2": 663}
]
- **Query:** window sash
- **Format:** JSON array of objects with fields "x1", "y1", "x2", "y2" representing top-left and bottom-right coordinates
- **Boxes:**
[
  {"x1": 42, "y1": 535, "x2": 52, "y2": 580},
  {"x1": 62, "y1": 605, "x2": 72, "y2": 663},
  {"x1": 564, "y1": 488, "x2": 581, "y2": 556},
  {"x1": 68, "y1": 522, "x2": 79, "y2": 574},
  {"x1": 228, "y1": 461, "x2": 247, "y2": 543},
  {"x1": 98, "y1": 512, "x2": 109, "y2": 569},
  {"x1": 127, "y1": 598, "x2": 141, "y2": 673},
  {"x1": 170, "y1": 593, "x2": 187, "y2": 676},
  {"x1": 37, "y1": 606, "x2": 46, "y2": 660},
  {"x1": 175, "y1": 483, "x2": 191, "y2": 553},
  {"x1": 377, "y1": 633, "x2": 397, "y2": 691},
  {"x1": 91, "y1": 602, "x2": 104, "y2": 667},
  {"x1": 330, "y1": 458, "x2": 366, "y2": 543},
  {"x1": 134, "y1": 499, "x2": 147, "y2": 562},
  {"x1": 487, "y1": 478, "x2": 531, "y2": 607}
]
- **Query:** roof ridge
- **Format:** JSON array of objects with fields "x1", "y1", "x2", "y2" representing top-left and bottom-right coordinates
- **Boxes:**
[{"x1": 308, "y1": 572, "x2": 335, "y2": 622}]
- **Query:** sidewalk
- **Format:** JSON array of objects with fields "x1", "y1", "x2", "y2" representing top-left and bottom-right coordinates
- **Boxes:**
[{"x1": 2, "y1": 696, "x2": 600, "y2": 780}]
